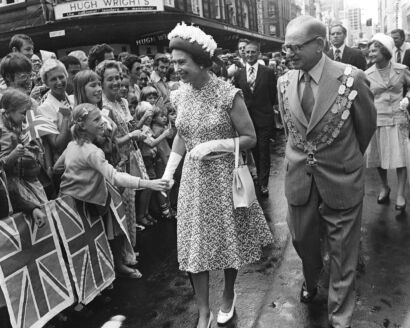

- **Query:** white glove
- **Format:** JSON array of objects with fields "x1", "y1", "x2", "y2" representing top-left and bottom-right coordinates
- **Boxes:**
[
  {"x1": 162, "y1": 152, "x2": 183, "y2": 181},
  {"x1": 188, "y1": 138, "x2": 235, "y2": 161}
]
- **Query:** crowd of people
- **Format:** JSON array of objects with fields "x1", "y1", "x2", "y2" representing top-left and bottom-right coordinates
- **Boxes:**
[{"x1": 1, "y1": 15, "x2": 410, "y2": 328}]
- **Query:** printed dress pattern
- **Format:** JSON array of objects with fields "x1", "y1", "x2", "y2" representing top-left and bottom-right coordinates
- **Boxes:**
[{"x1": 172, "y1": 76, "x2": 273, "y2": 273}]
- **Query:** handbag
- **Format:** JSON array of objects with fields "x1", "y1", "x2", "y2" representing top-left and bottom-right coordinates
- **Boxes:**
[{"x1": 232, "y1": 137, "x2": 257, "y2": 208}]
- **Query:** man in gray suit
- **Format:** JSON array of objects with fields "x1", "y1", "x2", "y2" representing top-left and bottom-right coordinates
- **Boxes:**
[{"x1": 278, "y1": 16, "x2": 376, "y2": 328}]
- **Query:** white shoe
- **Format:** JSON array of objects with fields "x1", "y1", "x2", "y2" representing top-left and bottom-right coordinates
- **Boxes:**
[{"x1": 217, "y1": 293, "x2": 236, "y2": 325}]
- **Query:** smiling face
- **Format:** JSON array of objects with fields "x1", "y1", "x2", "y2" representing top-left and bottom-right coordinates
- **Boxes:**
[
  {"x1": 156, "y1": 59, "x2": 170, "y2": 79},
  {"x1": 84, "y1": 78, "x2": 102, "y2": 105},
  {"x1": 368, "y1": 42, "x2": 386, "y2": 65},
  {"x1": 119, "y1": 77, "x2": 130, "y2": 98},
  {"x1": 102, "y1": 67, "x2": 121, "y2": 100},
  {"x1": 45, "y1": 67, "x2": 67, "y2": 98},
  {"x1": 171, "y1": 49, "x2": 202, "y2": 84},
  {"x1": 82, "y1": 109, "x2": 105, "y2": 139}
]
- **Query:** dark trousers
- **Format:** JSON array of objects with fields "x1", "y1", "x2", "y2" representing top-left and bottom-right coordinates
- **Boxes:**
[{"x1": 252, "y1": 126, "x2": 273, "y2": 187}]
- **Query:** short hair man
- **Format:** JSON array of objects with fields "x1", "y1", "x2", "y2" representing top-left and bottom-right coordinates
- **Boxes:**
[
  {"x1": 278, "y1": 15, "x2": 376, "y2": 328},
  {"x1": 390, "y1": 29, "x2": 410, "y2": 67},
  {"x1": 88, "y1": 43, "x2": 115, "y2": 70},
  {"x1": 233, "y1": 40, "x2": 277, "y2": 196},
  {"x1": 151, "y1": 53, "x2": 170, "y2": 103},
  {"x1": 327, "y1": 24, "x2": 367, "y2": 70},
  {"x1": 60, "y1": 55, "x2": 81, "y2": 95},
  {"x1": 9, "y1": 34, "x2": 34, "y2": 59}
]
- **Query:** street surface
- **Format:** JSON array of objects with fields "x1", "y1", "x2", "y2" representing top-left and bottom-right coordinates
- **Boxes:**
[{"x1": 49, "y1": 134, "x2": 410, "y2": 328}]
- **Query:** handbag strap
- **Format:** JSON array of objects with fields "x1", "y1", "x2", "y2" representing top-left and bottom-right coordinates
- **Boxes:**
[{"x1": 234, "y1": 137, "x2": 240, "y2": 169}]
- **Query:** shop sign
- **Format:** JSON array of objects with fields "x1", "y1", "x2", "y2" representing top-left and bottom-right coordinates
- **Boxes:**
[
  {"x1": 54, "y1": 0, "x2": 164, "y2": 20},
  {"x1": 135, "y1": 32, "x2": 168, "y2": 45}
]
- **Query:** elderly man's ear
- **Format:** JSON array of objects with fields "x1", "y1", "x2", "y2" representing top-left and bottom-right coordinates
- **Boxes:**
[{"x1": 317, "y1": 38, "x2": 326, "y2": 53}]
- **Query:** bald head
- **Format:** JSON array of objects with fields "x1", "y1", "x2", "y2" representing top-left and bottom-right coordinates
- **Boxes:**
[
  {"x1": 286, "y1": 16, "x2": 327, "y2": 41},
  {"x1": 284, "y1": 16, "x2": 326, "y2": 72}
]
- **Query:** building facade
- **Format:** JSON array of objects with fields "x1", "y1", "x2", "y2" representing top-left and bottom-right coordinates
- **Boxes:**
[
  {"x1": 258, "y1": 0, "x2": 301, "y2": 39},
  {"x1": 0, "y1": 0, "x2": 283, "y2": 58}
]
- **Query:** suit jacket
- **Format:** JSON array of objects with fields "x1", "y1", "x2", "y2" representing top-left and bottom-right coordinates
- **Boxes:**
[
  {"x1": 365, "y1": 62, "x2": 410, "y2": 126},
  {"x1": 327, "y1": 46, "x2": 367, "y2": 71},
  {"x1": 233, "y1": 64, "x2": 277, "y2": 128},
  {"x1": 277, "y1": 56, "x2": 376, "y2": 209},
  {"x1": 401, "y1": 49, "x2": 410, "y2": 69}
]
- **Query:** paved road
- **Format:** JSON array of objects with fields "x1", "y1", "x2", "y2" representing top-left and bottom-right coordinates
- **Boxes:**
[
  {"x1": 51, "y1": 134, "x2": 410, "y2": 328},
  {"x1": 256, "y1": 168, "x2": 410, "y2": 328}
]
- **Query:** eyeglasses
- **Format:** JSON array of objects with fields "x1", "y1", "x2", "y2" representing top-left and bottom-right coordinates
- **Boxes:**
[{"x1": 282, "y1": 36, "x2": 320, "y2": 54}]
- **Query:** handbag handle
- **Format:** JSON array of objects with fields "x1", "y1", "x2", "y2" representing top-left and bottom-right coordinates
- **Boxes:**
[{"x1": 234, "y1": 137, "x2": 240, "y2": 169}]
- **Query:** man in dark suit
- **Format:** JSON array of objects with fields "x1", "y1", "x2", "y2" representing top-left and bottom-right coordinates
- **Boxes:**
[
  {"x1": 233, "y1": 41, "x2": 277, "y2": 196},
  {"x1": 327, "y1": 24, "x2": 367, "y2": 70}
]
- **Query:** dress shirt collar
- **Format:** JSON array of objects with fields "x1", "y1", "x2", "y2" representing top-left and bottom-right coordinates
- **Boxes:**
[
  {"x1": 298, "y1": 53, "x2": 325, "y2": 85},
  {"x1": 333, "y1": 43, "x2": 345, "y2": 57},
  {"x1": 246, "y1": 62, "x2": 259, "y2": 72}
]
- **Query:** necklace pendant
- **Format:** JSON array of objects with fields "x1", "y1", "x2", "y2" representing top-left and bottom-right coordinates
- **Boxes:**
[{"x1": 306, "y1": 151, "x2": 318, "y2": 167}]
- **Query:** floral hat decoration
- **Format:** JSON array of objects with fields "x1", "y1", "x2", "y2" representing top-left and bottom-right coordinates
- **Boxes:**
[{"x1": 168, "y1": 22, "x2": 218, "y2": 59}]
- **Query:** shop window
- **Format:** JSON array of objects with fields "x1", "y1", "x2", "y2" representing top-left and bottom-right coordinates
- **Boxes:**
[
  {"x1": 269, "y1": 24, "x2": 276, "y2": 35},
  {"x1": 191, "y1": 0, "x2": 203, "y2": 16},
  {"x1": 210, "y1": 0, "x2": 221, "y2": 19},
  {"x1": 242, "y1": 1, "x2": 249, "y2": 28}
]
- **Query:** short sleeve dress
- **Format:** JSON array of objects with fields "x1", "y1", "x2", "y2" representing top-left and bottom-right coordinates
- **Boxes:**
[{"x1": 171, "y1": 75, "x2": 273, "y2": 273}]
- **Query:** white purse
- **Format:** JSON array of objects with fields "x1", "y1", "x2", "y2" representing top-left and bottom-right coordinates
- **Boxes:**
[{"x1": 232, "y1": 137, "x2": 257, "y2": 208}]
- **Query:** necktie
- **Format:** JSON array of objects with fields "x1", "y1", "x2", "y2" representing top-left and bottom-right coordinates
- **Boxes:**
[
  {"x1": 248, "y1": 66, "x2": 256, "y2": 92},
  {"x1": 397, "y1": 49, "x2": 402, "y2": 63},
  {"x1": 301, "y1": 73, "x2": 315, "y2": 121},
  {"x1": 335, "y1": 48, "x2": 341, "y2": 62}
]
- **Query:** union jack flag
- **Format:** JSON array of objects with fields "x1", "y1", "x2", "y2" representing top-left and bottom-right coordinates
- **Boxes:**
[
  {"x1": 22, "y1": 110, "x2": 59, "y2": 143},
  {"x1": 106, "y1": 180, "x2": 131, "y2": 244},
  {"x1": 0, "y1": 211, "x2": 74, "y2": 328},
  {"x1": 51, "y1": 196, "x2": 115, "y2": 305}
]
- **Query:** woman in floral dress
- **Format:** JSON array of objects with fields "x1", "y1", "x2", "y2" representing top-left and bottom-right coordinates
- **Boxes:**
[
  {"x1": 162, "y1": 23, "x2": 273, "y2": 328},
  {"x1": 96, "y1": 60, "x2": 145, "y2": 276}
]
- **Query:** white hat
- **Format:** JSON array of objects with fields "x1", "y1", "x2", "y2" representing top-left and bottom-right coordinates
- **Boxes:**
[{"x1": 371, "y1": 33, "x2": 394, "y2": 56}]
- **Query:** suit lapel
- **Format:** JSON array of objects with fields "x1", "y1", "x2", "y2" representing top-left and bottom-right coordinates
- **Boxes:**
[
  {"x1": 288, "y1": 70, "x2": 308, "y2": 129},
  {"x1": 388, "y1": 64, "x2": 401, "y2": 87},
  {"x1": 253, "y1": 65, "x2": 263, "y2": 92},
  {"x1": 366, "y1": 64, "x2": 385, "y2": 88},
  {"x1": 341, "y1": 47, "x2": 349, "y2": 63},
  {"x1": 240, "y1": 69, "x2": 251, "y2": 93},
  {"x1": 306, "y1": 58, "x2": 340, "y2": 135}
]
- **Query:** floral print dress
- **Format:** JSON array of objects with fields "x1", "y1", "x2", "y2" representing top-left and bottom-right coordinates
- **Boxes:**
[{"x1": 171, "y1": 75, "x2": 273, "y2": 273}]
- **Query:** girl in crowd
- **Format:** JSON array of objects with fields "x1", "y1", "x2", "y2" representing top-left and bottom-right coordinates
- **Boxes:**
[
  {"x1": 163, "y1": 23, "x2": 272, "y2": 328},
  {"x1": 54, "y1": 103, "x2": 168, "y2": 277},
  {"x1": 137, "y1": 102, "x2": 172, "y2": 221},
  {"x1": 0, "y1": 88, "x2": 48, "y2": 207},
  {"x1": 366, "y1": 34, "x2": 410, "y2": 212}
]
